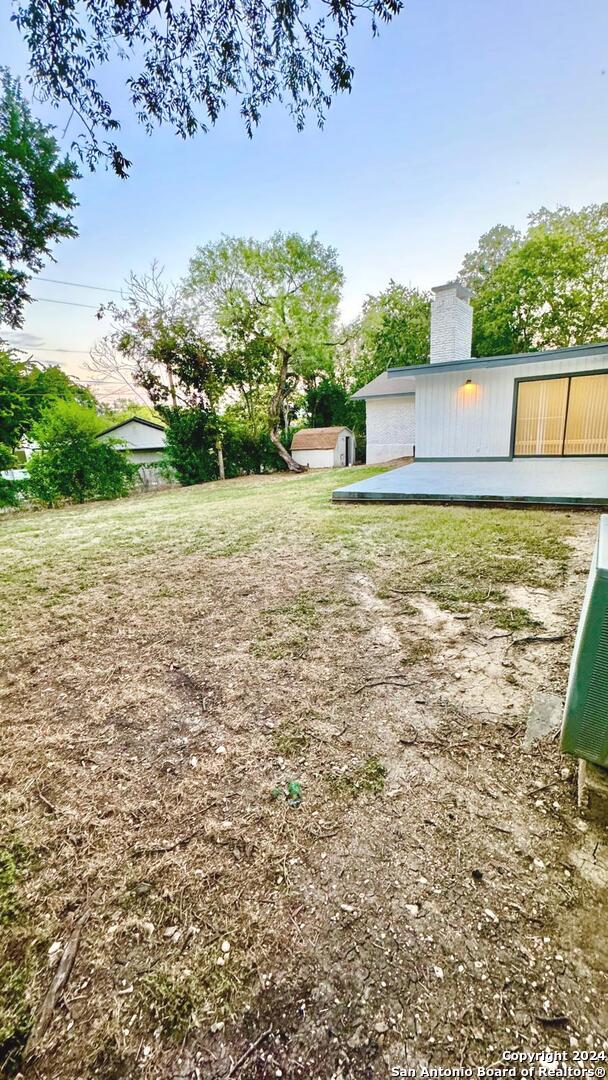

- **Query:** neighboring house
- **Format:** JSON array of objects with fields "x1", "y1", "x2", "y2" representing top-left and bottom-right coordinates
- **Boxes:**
[
  {"x1": 335, "y1": 282, "x2": 608, "y2": 506},
  {"x1": 96, "y1": 417, "x2": 167, "y2": 466},
  {"x1": 291, "y1": 427, "x2": 356, "y2": 469},
  {"x1": 351, "y1": 370, "x2": 415, "y2": 463}
]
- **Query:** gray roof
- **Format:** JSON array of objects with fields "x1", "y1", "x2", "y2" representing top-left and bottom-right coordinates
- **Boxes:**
[
  {"x1": 96, "y1": 415, "x2": 166, "y2": 438},
  {"x1": 352, "y1": 370, "x2": 416, "y2": 400},
  {"x1": 387, "y1": 341, "x2": 608, "y2": 379}
]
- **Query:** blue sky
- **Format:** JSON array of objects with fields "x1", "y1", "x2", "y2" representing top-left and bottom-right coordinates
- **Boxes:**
[{"x1": 2, "y1": 0, "x2": 608, "y2": 398}]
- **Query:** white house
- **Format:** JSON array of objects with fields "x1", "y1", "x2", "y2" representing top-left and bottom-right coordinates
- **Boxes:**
[
  {"x1": 96, "y1": 416, "x2": 167, "y2": 466},
  {"x1": 291, "y1": 427, "x2": 356, "y2": 469},
  {"x1": 335, "y1": 282, "x2": 608, "y2": 506}
]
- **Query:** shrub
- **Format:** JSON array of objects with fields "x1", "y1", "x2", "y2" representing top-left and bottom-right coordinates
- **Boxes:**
[
  {"x1": 26, "y1": 401, "x2": 136, "y2": 506},
  {"x1": 0, "y1": 444, "x2": 21, "y2": 508},
  {"x1": 161, "y1": 407, "x2": 289, "y2": 486}
]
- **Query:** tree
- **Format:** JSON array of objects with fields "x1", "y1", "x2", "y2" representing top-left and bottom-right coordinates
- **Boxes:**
[
  {"x1": 26, "y1": 400, "x2": 136, "y2": 505},
  {"x1": 95, "y1": 263, "x2": 229, "y2": 410},
  {"x1": 0, "y1": 349, "x2": 98, "y2": 460},
  {"x1": 0, "y1": 68, "x2": 78, "y2": 327},
  {"x1": 30, "y1": 365, "x2": 97, "y2": 411},
  {"x1": 186, "y1": 233, "x2": 343, "y2": 471},
  {"x1": 459, "y1": 224, "x2": 521, "y2": 295},
  {"x1": 472, "y1": 204, "x2": 608, "y2": 356},
  {"x1": 0, "y1": 348, "x2": 32, "y2": 455},
  {"x1": 350, "y1": 282, "x2": 430, "y2": 387},
  {"x1": 303, "y1": 376, "x2": 364, "y2": 445},
  {"x1": 13, "y1": 0, "x2": 403, "y2": 176}
]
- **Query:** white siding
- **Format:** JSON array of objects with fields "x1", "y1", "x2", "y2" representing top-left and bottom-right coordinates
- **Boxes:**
[
  {"x1": 365, "y1": 397, "x2": 415, "y2": 464},
  {"x1": 416, "y1": 352, "x2": 608, "y2": 459},
  {"x1": 98, "y1": 420, "x2": 166, "y2": 450},
  {"x1": 292, "y1": 448, "x2": 335, "y2": 468},
  {"x1": 333, "y1": 429, "x2": 355, "y2": 466},
  {"x1": 128, "y1": 449, "x2": 166, "y2": 465}
]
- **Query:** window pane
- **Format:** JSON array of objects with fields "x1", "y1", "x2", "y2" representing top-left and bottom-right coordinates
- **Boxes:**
[
  {"x1": 514, "y1": 378, "x2": 569, "y2": 456},
  {"x1": 564, "y1": 373, "x2": 608, "y2": 455}
]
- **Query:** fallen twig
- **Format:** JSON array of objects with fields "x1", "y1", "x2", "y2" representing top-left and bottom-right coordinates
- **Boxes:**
[
  {"x1": 25, "y1": 908, "x2": 89, "y2": 1057},
  {"x1": 507, "y1": 633, "x2": 567, "y2": 650},
  {"x1": 354, "y1": 679, "x2": 415, "y2": 694},
  {"x1": 227, "y1": 1027, "x2": 272, "y2": 1077}
]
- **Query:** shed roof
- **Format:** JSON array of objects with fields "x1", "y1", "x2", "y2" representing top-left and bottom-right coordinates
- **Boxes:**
[
  {"x1": 291, "y1": 426, "x2": 350, "y2": 450},
  {"x1": 352, "y1": 370, "x2": 416, "y2": 400},
  {"x1": 96, "y1": 416, "x2": 166, "y2": 438}
]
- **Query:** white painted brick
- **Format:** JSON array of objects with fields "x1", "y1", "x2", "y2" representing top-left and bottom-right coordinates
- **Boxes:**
[
  {"x1": 430, "y1": 283, "x2": 473, "y2": 364},
  {"x1": 365, "y1": 397, "x2": 416, "y2": 463}
]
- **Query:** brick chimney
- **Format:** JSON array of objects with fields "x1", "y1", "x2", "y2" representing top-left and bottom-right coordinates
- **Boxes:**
[{"x1": 430, "y1": 282, "x2": 473, "y2": 363}]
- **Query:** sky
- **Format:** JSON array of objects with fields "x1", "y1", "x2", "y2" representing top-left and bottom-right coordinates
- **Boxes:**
[{"x1": 1, "y1": 0, "x2": 608, "y2": 400}]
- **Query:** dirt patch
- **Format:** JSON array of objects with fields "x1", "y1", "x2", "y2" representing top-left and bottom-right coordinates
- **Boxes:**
[{"x1": 0, "y1": 476, "x2": 606, "y2": 1078}]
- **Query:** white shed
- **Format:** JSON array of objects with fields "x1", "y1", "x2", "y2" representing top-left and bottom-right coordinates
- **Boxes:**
[
  {"x1": 96, "y1": 416, "x2": 167, "y2": 466},
  {"x1": 291, "y1": 426, "x2": 356, "y2": 468}
]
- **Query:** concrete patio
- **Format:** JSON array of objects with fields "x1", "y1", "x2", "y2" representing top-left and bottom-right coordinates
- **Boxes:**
[{"x1": 333, "y1": 458, "x2": 608, "y2": 507}]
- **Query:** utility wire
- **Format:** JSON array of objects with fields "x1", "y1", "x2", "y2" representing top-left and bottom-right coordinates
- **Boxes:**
[
  {"x1": 16, "y1": 346, "x2": 94, "y2": 354},
  {"x1": 37, "y1": 276, "x2": 122, "y2": 294},
  {"x1": 31, "y1": 296, "x2": 102, "y2": 310}
]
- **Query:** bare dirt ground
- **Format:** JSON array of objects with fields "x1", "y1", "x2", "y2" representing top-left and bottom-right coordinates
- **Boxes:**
[{"x1": 1, "y1": 468, "x2": 607, "y2": 1079}]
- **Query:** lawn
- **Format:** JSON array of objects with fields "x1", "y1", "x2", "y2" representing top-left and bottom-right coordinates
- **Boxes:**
[{"x1": 1, "y1": 465, "x2": 607, "y2": 1078}]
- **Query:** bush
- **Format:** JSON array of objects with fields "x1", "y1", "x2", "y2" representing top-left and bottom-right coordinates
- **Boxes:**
[
  {"x1": 0, "y1": 444, "x2": 21, "y2": 508},
  {"x1": 26, "y1": 401, "x2": 137, "y2": 506},
  {"x1": 161, "y1": 407, "x2": 289, "y2": 486}
]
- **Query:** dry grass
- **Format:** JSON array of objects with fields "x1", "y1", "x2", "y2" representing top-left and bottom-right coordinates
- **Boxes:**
[{"x1": 1, "y1": 465, "x2": 607, "y2": 1078}]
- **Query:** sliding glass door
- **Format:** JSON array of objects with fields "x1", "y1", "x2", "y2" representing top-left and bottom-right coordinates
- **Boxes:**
[
  {"x1": 513, "y1": 373, "x2": 608, "y2": 457},
  {"x1": 564, "y1": 373, "x2": 608, "y2": 455}
]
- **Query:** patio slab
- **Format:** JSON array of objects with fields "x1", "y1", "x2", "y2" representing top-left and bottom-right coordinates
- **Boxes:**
[{"x1": 333, "y1": 458, "x2": 608, "y2": 507}]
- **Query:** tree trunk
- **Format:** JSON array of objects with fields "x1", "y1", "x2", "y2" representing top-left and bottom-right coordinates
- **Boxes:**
[
  {"x1": 166, "y1": 363, "x2": 178, "y2": 407},
  {"x1": 269, "y1": 427, "x2": 306, "y2": 471},
  {"x1": 268, "y1": 347, "x2": 307, "y2": 473},
  {"x1": 217, "y1": 442, "x2": 225, "y2": 480}
]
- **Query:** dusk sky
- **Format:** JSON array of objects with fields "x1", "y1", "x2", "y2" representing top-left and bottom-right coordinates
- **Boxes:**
[{"x1": 2, "y1": 0, "x2": 608, "y2": 399}]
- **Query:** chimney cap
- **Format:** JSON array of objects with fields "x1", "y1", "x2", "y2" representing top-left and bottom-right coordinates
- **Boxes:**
[{"x1": 432, "y1": 281, "x2": 472, "y2": 302}]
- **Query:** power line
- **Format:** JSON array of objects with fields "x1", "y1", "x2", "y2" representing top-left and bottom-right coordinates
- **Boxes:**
[
  {"x1": 16, "y1": 346, "x2": 93, "y2": 354},
  {"x1": 31, "y1": 296, "x2": 102, "y2": 310},
  {"x1": 37, "y1": 276, "x2": 122, "y2": 294}
]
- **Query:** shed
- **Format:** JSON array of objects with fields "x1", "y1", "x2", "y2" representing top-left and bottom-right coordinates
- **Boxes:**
[
  {"x1": 291, "y1": 426, "x2": 356, "y2": 469},
  {"x1": 96, "y1": 416, "x2": 167, "y2": 466}
]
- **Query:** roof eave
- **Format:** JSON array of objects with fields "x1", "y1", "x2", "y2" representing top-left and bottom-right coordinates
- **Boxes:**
[{"x1": 387, "y1": 341, "x2": 608, "y2": 378}]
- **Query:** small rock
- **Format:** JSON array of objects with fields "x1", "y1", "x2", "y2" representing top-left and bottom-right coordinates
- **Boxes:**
[
  {"x1": 374, "y1": 1021, "x2": 388, "y2": 1033},
  {"x1": 484, "y1": 908, "x2": 499, "y2": 924},
  {"x1": 433, "y1": 966, "x2": 444, "y2": 980},
  {"x1": 215, "y1": 745, "x2": 227, "y2": 755},
  {"x1": 524, "y1": 692, "x2": 563, "y2": 749},
  {"x1": 340, "y1": 904, "x2": 354, "y2": 913},
  {"x1": 404, "y1": 904, "x2": 419, "y2": 918},
  {"x1": 163, "y1": 926, "x2": 179, "y2": 938},
  {"x1": 221, "y1": 940, "x2": 231, "y2": 953}
]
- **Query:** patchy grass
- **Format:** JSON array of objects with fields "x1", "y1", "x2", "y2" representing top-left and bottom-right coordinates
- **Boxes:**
[
  {"x1": 329, "y1": 755, "x2": 388, "y2": 798},
  {"x1": 486, "y1": 604, "x2": 543, "y2": 633},
  {"x1": 273, "y1": 722, "x2": 309, "y2": 757},
  {"x1": 0, "y1": 842, "x2": 36, "y2": 1075},
  {"x1": 0, "y1": 465, "x2": 604, "y2": 1079}
]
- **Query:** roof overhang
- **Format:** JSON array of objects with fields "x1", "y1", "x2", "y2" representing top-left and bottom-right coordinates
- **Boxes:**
[{"x1": 387, "y1": 341, "x2": 608, "y2": 378}]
